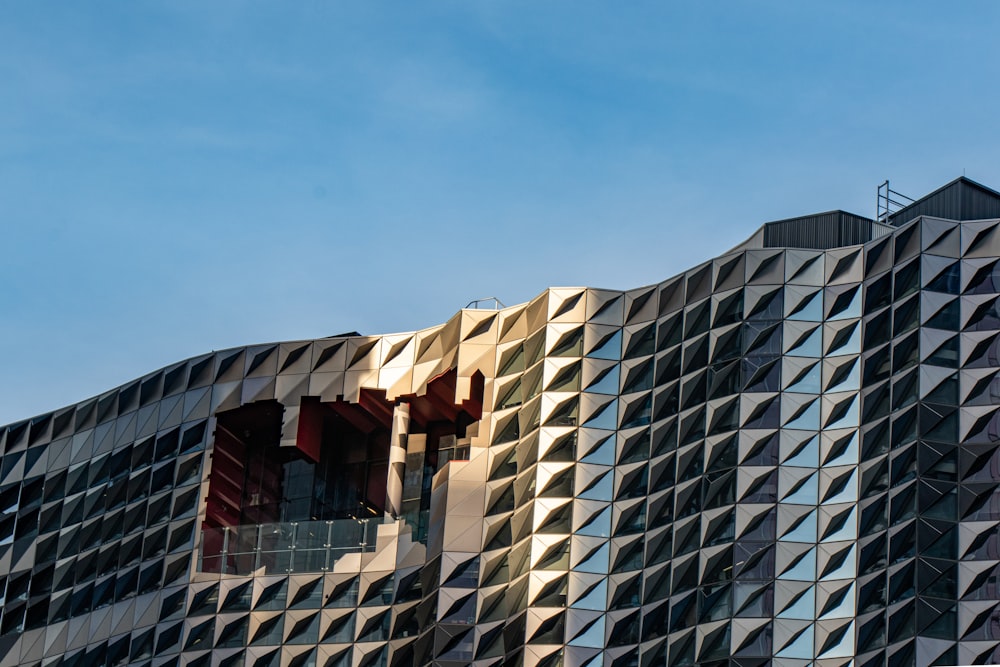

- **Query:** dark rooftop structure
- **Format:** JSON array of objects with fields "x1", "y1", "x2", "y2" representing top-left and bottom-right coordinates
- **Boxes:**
[{"x1": 887, "y1": 176, "x2": 1000, "y2": 224}]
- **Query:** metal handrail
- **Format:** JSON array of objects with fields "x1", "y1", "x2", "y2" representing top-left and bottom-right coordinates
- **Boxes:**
[
  {"x1": 465, "y1": 297, "x2": 506, "y2": 310},
  {"x1": 877, "y1": 180, "x2": 915, "y2": 221}
]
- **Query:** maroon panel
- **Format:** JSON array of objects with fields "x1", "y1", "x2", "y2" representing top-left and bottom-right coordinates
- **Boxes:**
[
  {"x1": 296, "y1": 396, "x2": 323, "y2": 463},
  {"x1": 359, "y1": 388, "x2": 395, "y2": 428},
  {"x1": 204, "y1": 495, "x2": 240, "y2": 530},
  {"x1": 328, "y1": 400, "x2": 381, "y2": 434},
  {"x1": 204, "y1": 427, "x2": 246, "y2": 530}
]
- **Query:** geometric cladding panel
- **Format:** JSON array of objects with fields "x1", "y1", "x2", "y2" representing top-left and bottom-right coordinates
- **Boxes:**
[{"x1": 3, "y1": 176, "x2": 1000, "y2": 667}]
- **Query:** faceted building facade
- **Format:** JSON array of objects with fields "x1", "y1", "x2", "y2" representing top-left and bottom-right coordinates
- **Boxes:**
[{"x1": 4, "y1": 177, "x2": 1000, "y2": 667}]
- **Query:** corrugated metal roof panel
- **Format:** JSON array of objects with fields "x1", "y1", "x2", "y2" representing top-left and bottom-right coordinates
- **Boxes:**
[
  {"x1": 762, "y1": 211, "x2": 889, "y2": 250},
  {"x1": 889, "y1": 177, "x2": 1000, "y2": 224}
]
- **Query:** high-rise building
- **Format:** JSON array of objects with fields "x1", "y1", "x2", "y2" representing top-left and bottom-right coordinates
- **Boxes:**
[{"x1": 4, "y1": 177, "x2": 1000, "y2": 667}]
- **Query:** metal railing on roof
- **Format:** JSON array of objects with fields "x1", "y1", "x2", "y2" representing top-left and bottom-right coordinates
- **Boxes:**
[
  {"x1": 877, "y1": 180, "x2": 914, "y2": 222},
  {"x1": 465, "y1": 297, "x2": 506, "y2": 310}
]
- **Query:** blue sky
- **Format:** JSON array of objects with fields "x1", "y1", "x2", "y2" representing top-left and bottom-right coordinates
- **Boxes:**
[{"x1": 2, "y1": 1, "x2": 999, "y2": 424}]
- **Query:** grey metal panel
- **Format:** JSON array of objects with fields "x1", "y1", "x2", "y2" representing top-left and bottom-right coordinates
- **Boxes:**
[
  {"x1": 762, "y1": 210, "x2": 888, "y2": 249},
  {"x1": 889, "y1": 177, "x2": 1000, "y2": 225},
  {"x1": 960, "y1": 181, "x2": 1000, "y2": 219}
]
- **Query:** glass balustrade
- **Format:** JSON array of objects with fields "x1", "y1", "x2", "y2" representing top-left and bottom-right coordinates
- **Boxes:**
[{"x1": 199, "y1": 518, "x2": 375, "y2": 575}]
